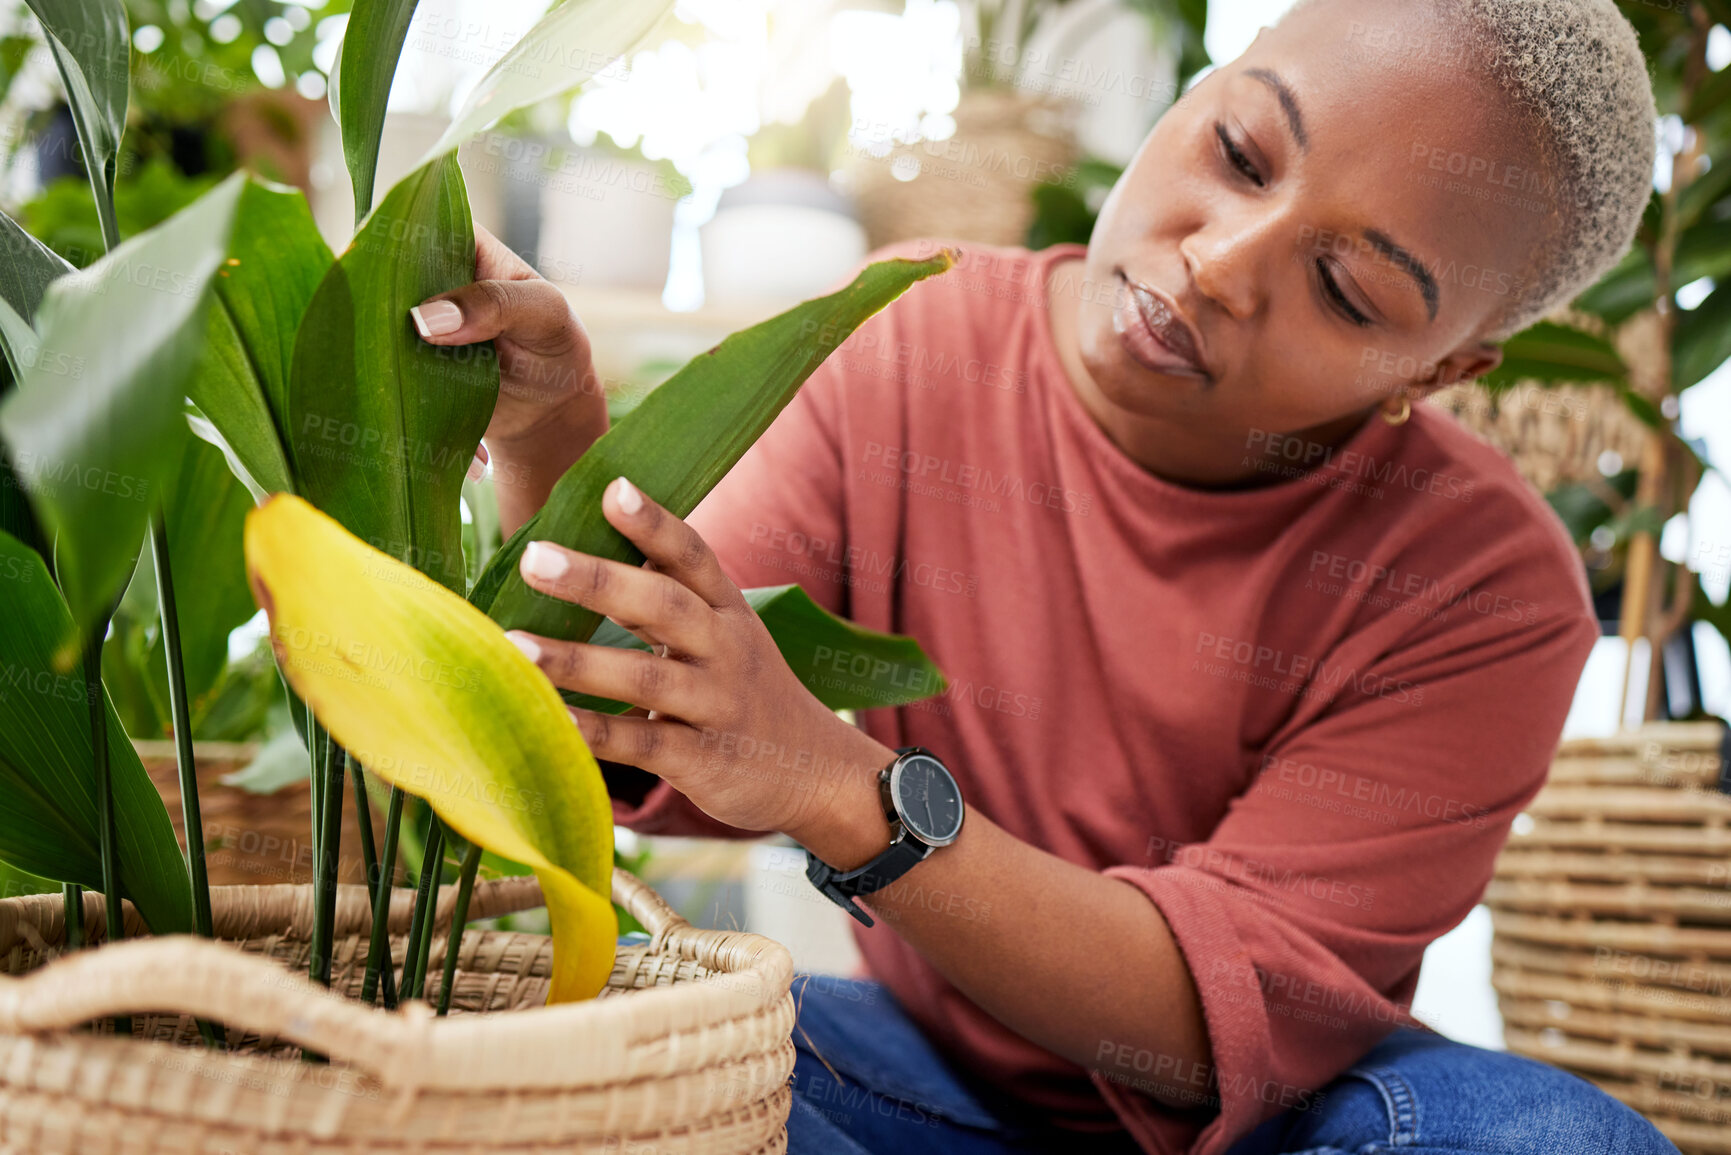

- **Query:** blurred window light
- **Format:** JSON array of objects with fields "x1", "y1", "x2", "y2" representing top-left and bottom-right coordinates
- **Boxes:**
[
  {"x1": 1709, "y1": 24, "x2": 1731, "y2": 72},
  {"x1": 252, "y1": 43, "x2": 286, "y2": 88}
]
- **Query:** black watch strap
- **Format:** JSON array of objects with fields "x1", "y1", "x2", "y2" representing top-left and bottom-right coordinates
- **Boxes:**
[{"x1": 805, "y1": 833, "x2": 930, "y2": 929}]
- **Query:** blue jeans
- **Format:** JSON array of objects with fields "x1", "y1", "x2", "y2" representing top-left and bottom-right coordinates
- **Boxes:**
[{"x1": 778, "y1": 970, "x2": 1681, "y2": 1155}]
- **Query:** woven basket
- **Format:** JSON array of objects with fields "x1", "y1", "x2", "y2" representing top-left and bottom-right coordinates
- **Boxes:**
[
  {"x1": 135, "y1": 740, "x2": 386, "y2": 889},
  {"x1": 845, "y1": 86, "x2": 1081, "y2": 251},
  {"x1": 0, "y1": 869, "x2": 796, "y2": 1153},
  {"x1": 1489, "y1": 721, "x2": 1731, "y2": 1153}
]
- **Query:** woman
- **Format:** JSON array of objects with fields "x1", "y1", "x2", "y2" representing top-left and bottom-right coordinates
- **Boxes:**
[{"x1": 408, "y1": 0, "x2": 1676, "y2": 1150}]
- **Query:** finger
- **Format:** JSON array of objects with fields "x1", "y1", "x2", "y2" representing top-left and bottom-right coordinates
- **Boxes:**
[
  {"x1": 410, "y1": 275, "x2": 587, "y2": 361},
  {"x1": 518, "y1": 540, "x2": 717, "y2": 655},
  {"x1": 506, "y1": 632, "x2": 709, "y2": 717},
  {"x1": 472, "y1": 223, "x2": 539, "y2": 282},
  {"x1": 567, "y1": 707, "x2": 700, "y2": 779},
  {"x1": 603, "y1": 477, "x2": 740, "y2": 610}
]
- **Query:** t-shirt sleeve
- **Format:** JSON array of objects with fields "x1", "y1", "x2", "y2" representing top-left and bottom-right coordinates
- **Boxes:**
[{"x1": 1091, "y1": 575, "x2": 1600, "y2": 1153}]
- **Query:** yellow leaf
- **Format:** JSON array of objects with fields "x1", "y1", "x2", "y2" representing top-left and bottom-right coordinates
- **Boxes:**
[{"x1": 243, "y1": 494, "x2": 616, "y2": 1001}]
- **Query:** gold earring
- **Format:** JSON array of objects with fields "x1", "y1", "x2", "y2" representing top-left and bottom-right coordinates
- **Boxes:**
[{"x1": 1381, "y1": 395, "x2": 1412, "y2": 426}]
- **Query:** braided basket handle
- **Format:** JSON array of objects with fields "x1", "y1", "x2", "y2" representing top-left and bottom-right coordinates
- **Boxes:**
[{"x1": 0, "y1": 867, "x2": 710, "y2": 1086}]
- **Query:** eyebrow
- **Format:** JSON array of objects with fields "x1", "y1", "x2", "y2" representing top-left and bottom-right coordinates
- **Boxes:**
[
  {"x1": 1364, "y1": 229, "x2": 1440, "y2": 321},
  {"x1": 1246, "y1": 68, "x2": 1307, "y2": 151}
]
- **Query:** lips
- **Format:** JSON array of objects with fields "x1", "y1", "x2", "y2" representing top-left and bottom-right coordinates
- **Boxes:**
[{"x1": 1114, "y1": 270, "x2": 1211, "y2": 381}]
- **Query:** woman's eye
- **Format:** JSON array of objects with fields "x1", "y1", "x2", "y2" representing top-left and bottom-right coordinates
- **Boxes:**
[
  {"x1": 1316, "y1": 259, "x2": 1374, "y2": 327},
  {"x1": 1214, "y1": 123, "x2": 1263, "y2": 187}
]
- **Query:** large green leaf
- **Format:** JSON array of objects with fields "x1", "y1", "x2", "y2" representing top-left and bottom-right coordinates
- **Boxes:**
[
  {"x1": 1480, "y1": 320, "x2": 1629, "y2": 392},
  {"x1": 336, "y1": 0, "x2": 421, "y2": 224},
  {"x1": 244, "y1": 495, "x2": 614, "y2": 1001},
  {"x1": 0, "y1": 173, "x2": 246, "y2": 661},
  {"x1": 0, "y1": 529, "x2": 194, "y2": 933},
  {"x1": 285, "y1": 155, "x2": 491, "y2": 595},
  {"x1": 23, "y1": 0, "x2": 128, "y2": 243},
  {"x1": 1673, "y1": 281, "x2": 1731, "y2": 391},
  {"x1": 569, "y1": 584, "x2": 946, "y2": 715},
  {"x1": 186, "y1": 179, "x2": 332, "y2": 501},
  {"x1": 418, "y1": 0, "x2": 674, "y2": 168},
  {"x1": 471, "y1": 248, "x2": 958, "y2": 639},
  {"x1": 0, "y1": 211, "x2": 71, "y2": 555}
]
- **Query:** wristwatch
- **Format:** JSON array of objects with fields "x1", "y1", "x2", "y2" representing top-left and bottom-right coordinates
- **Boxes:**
[{"x1": 804, "y1": 746, "x2": 965, "y2": 928}]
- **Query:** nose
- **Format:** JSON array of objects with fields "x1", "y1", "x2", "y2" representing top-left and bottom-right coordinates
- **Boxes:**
[{"x1": 1179, "y1": 206, "x2": 1283, "y2": 322}]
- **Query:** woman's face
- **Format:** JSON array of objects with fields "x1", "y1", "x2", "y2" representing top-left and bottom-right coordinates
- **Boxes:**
[{"x1": 1070, "y1": 0, "x2": 1553, "y2": 476}]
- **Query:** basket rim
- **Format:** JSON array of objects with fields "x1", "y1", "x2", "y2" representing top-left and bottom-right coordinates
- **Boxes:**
[{"x1": 0, "y1": 869, "x2": 794, "y2": 1093}]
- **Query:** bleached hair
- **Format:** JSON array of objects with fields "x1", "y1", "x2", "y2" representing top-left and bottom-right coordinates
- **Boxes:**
[{"x1": 1283, "y1": 0, "x2": 1657, "y2": 338}]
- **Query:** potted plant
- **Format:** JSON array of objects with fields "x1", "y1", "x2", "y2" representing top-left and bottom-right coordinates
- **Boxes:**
[{"x1": 0, "y1": 0, "x2": 954, "y2": 1147}]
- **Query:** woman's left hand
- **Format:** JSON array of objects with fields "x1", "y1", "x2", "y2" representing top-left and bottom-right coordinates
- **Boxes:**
[{"x1": 504, "y1": 476, "x2": 892, "y2": 842}]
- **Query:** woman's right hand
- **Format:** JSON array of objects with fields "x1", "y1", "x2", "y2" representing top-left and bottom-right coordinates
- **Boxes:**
[{"x1": 410, "y1": 223, "x2": 609, "y2": 535}]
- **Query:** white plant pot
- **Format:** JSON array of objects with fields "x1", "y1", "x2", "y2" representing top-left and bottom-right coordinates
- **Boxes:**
[
  {"x1": 700, "y1": 168, "x2": 867, "y2": 306},
  {"x1": 535, "y1": 147, "x2": 680, "y2": 290}
]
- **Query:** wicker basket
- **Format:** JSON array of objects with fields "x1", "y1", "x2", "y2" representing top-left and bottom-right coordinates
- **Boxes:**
[
  {"x1": 845, "y1": 86, "x2": 1081, "y2": 251},
  {"x1": 1489, "y1": 721, "x2": 1731, "y2": 1153},
  {"x1": 0, "y1": 869, "x2": 796, "y2": 1153},
  {"x1": 135, "y1": 740, "x2": 387, "y2": 889}
]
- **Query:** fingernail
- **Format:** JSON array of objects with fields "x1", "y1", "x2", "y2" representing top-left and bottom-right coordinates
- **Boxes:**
[
  {"x1": 612, "y1": 476, "x2": 643, "y2": 515},
  {"x1": 476, "y1": 441, "x2": 490, "y2": 465},
  {"x1": 505, "y1": 631, "x2": 541, "y2": 663},
  {"x1": 410, "y1": 300, "x2": 462, "y2": 339},
  {"x1": 522, "y1": 540, "x2": 568, "y2": 581},
  {"x1": 466, "y1": 453, "x2": 485, "y2": 482}
]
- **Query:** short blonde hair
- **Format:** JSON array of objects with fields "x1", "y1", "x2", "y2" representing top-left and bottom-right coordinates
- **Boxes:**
[{"x1": 1282, "y1": 0, "x2": 1658, "y2": 338}]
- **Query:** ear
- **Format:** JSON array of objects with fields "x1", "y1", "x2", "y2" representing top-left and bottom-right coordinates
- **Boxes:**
[{"x1": 1416, "y1": 342, "x2": 1503, "y2": 398}]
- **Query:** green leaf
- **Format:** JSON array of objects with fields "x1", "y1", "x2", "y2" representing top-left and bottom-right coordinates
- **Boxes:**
[
  {"x1": 244, "y1": 495, "x2": 615, "y2": 1001},
  {"x1": 1480, "y1": 320, "x2": 1630, "y2": 392},
  {"x1": 418, "y1": 0, "x2": 675, "y2": 168},
  {"x1": 0, "y1": 529, "x2": 194, "y2": 933},
  {"x1": 471, "y1": 248, "x2": 958, "y2": 639},
  {"x1": 284, "y1": 155, "x2": 493, "y2": 595},
  {"x1": 337, "y1": 0, "x2": 422, "y2": 224},
  {"x1": 1674, "y1": 280, "x2": 1731, "y2": 390},
  {"x1": 187, "y1": 179, "x2": 332, "y2": 501},
  {"x1": 0, "y1": 173, "x2": 246, "y2": 661},
  {"x1": 0, "y1": 211, "x2": 72, "y2": 555},
  {"x1": 219, "y1": 727, "x2": 310, "y2": 795},
  {"x1": 569, "y1": 584, "x2": 945, "y2": 715},
  {"x1": 0, "y1": 209, "x2": 73, "y2": 340},
  {"x1": 23, "y1": 0, "x2": 129, "y2": 241}
]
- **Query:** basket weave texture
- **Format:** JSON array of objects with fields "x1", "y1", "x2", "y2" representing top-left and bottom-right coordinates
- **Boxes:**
[
  {"x1": 1489, "y1": 721, "x2": 1731, "y2": 1153},
  {"x1": 0, "y1": 869, "x2": 796, "y2": 1153}
]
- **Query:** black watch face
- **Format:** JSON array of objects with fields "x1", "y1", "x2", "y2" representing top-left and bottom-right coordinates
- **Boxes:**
[{"x1": 892, "y1": 754, "x2": 964, "y2": 845}]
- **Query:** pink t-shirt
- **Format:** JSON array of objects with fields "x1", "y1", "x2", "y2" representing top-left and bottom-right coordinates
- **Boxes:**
[{"x1": 611, "y1": 239, "x2": 1600, "y2": 1154}]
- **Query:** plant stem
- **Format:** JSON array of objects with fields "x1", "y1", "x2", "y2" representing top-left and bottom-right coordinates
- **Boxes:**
[
  {"x1": 83, "y1": 624, "x2": 129, "y2": 1037},
  {"x1": 309, "y1": 734, "x2": 344, "y2": 989},
  {"x1": 400, "y1": 820, "x2": 445, "y2": 1003},
  {"x1": 349, "y1": 757, "x2": 396, "y2": 1007},
  {"x1": 361, "y1": 786, "x2": 404, "y2": 1008},
  {"x1": 61, "y1": 883, "x2": 83, "y2": 949},
  {"x1": 435, "y1": 839, "x2": 482, "y2": 1017},
  {"x1": 149, "y1": 514, "x2": 213, "y2": 938}
]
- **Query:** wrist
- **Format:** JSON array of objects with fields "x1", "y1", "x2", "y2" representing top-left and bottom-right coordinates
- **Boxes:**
[{"x1": 785, "y1": 727, "x2": 896, "y2": 872}]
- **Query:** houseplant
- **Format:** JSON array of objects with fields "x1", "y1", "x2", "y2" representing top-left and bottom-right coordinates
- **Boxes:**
[{"x1": 0, "y1": 0, "x2": 953, "y2": 1145}]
